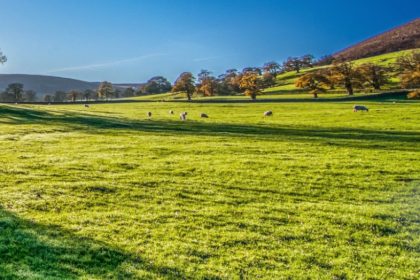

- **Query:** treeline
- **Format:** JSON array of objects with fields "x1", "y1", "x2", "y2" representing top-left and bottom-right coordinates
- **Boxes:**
[
  {"x1": 170, "y1": 52, "x2": 419, "y2": 100},
  {"x1": 1, "y1": 48, "x2": 419, "y2": 102},
  {"x1": 295, "y1": 52, "x2": 420, "y2": 98}
]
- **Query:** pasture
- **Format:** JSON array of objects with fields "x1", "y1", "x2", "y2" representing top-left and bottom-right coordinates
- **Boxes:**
[{"x1": 0, "y1": 100, "x2": 419, "y2": 279}]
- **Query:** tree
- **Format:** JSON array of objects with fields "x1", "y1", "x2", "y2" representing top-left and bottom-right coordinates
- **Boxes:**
[
  {"x1": 53, "y1": 91, "x2": 67, "y2": 102},
  {"x1": 23, "y1": 90, "x2": 37, "y2": 102},
  {"x1": 262, "y1": 62, "x2": 281, "y2": 77},
  {"x1": 196, "y1": 70, "x2": 217, "y2": 96},
  {"x1": 44, "y1": 95, "x2": 52, "y2": 103},
  {"x1": 239, "y1": 71, "x2": 263, "y2": 100},
  {"x1": 122, "y1": 87, "x2": 135, "y2": 97},
  {"x1": 141, "y1": 76, "x2": 172, "y2": 94},
  {"x1": 295, "y1": 71, "x2": 330, "y2": 98},
  {"x1": 242, "y1": 67, "x2": 261, "y2": 75},
  {"x1": 83, "y1": 89, "x2": 96, "y2": 101},
  {"x1": 261, "y1": 72, "x2": 276, "y2": 88},
  {"x1": 315, "y1": 55, "x2": 335, "y2": 66},
  {"x1": 5, "y1": 83, "x2": 24, "y2": 102},
  {"x1": 97, "y1": 81, "x2": 114, "y2": 101},
  {"x1": 395, "y1": 52, "x2": 420, "y2": 89},
  {"x1": 329, "y1": 62, "x2": 364, "y2": 95},
  {"x1": 0, "y1": 50, "x2": 6, "y2": 64},
  {"x1": 283, "y1": 54, "x2": 314, "y2": 73},
  {"x1": 114, "y1": 89, "x2": 121, "y2": 99},
  {"x1": 357, "y1": 63, "x2": 389, "y2": 90},
  {"x1": 172, "y1": 72, "x2": 195, "y2": 101},
  {"x1": 67, "y1": 90, "x2": 80, "y2": 102}
]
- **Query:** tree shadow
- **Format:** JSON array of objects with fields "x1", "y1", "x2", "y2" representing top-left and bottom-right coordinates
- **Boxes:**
[
  {"x1": 1, "y1": 105, "x2": 419, "y2": 149},
  {"x1": 0, "y1": 206, "x2": 189, "y2": 279}
]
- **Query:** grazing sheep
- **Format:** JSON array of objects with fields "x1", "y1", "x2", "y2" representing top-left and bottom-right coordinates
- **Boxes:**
[
  {"x1": 169, "y1": 110, "x2": 174, "y2": 115},
  {"x1": 180, "y1": 112, "x2": 187, "y2": 121},
  {"x1": 147, "y1": 112, "x2": 152, "y2": 118},
  {"x1": 353, "y1": 105, "x2": 369, "y2": 112},
  {"x1": 264, "y1": 111, "x2": 273, "y2": 117},
  {"x1": 200, "y1": 113, "x2": 209, "y2": 118},
  {"x1": 84, "y1": 104, "x2": 90, "y2": 108}
]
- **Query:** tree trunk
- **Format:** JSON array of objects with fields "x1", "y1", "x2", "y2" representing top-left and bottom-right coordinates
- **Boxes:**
[
  {"x1": 313, "y1": 92, "x2": 318, "y2": 98},
  {"x1": 346, "y1": 83, "x2": 354, "y2": 95},
  {"x1": 251, "y1": 93, "x2": 257, "y2": 100}
]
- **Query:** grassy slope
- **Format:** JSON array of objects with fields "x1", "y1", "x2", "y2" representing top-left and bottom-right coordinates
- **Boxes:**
[
  {"x1": 127, "y1": 49, "x2": 418, "y2": 103},
  {"x1": 0, "y1": 101, "x2": 419, "y2": 279},
  {"x1": 266, "y1": 49, "x2": 419, "y2": 95}
]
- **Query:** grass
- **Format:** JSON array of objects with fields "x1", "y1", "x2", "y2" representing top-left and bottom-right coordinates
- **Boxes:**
[
  {"x1": 0, "y1": 100, "x2": 419, "y2": 279},
  {"x1": 127, "y1": 49, "x2": 418, "y2": 103}
]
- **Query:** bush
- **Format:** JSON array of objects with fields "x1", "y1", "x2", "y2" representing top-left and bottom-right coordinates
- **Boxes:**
[{"x1": 407, "y1": 90, "x2": 420, "y2": 99}]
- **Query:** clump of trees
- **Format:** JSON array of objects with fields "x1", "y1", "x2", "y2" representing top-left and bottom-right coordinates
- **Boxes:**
[
  {"x1": 396, "y1": 52, "x2": 420, "y2": 89},
  {"x1": 0, "y1": 83, "x2": 38, "y2": 102},
  {"x1": 283, "y1": 54, "x2": 314, "y2": 73},
  {"x1": 139, "y1": 76, "x2": 172, "y2": 95}
]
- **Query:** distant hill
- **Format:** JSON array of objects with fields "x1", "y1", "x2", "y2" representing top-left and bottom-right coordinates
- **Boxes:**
[
  {"x1": 0, "y1": 74, "x2": 99, "y2": 95},
  {"x1": 334, "y1": 18, "x2": 420, "y2": 61},
  {"x1": 0, "y1": 74, "x2": 144, "y2": 96}
]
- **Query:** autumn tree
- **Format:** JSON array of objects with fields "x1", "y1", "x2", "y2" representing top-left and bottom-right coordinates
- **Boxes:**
[
  {"x1": 357, "y1": 63, "x2": 389, "y2": 90},
  {"x1": 395, "y1": 52, "x2": 420, "y2": 89},
  {"x1": 172, "y1": 72, "x2": 195, "y2": 101},
  {"x1": 239, "y1": 71, "x2": 263, "y2": 100},
  {"x1": 97, "y1": 81, "x2": 114, "y2": 101},
  {"x1": 262, "y1": 62, "x2": 281, "y2": 77},
  {"x1": 261, "y1": 71, "x2": 276, "y2": 88},
  {"x1": 329, "y1": 62, "x2": 364, "y2": 95},
  {"x1": 218, "y1": 69, "x2": 241, "y2": 94},
  {"x1": 5, "y1": 83, "x2": 24, "y2": 102},
  {"x1": 295, "y1": 71, "x2": 330, "y2": 98},
  {"x1": 196, "y1": 70, "x2": 217, "y2": 97},
  {"x1": 283, "y1": 54, "x2": 314, "y2": 73}
]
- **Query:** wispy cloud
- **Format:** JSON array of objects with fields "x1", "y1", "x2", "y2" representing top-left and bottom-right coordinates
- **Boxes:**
[
  {"x1": 45, "y1": 53, "x2": 168, "y2": 74},
  {"x1": 192, "y1": 55, "x2": 224, "y2": 62}
]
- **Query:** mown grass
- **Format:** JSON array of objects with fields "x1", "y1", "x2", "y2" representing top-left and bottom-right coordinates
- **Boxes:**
[{"x1": 0, "y1": 101, "x2": 419, "y2": 279}]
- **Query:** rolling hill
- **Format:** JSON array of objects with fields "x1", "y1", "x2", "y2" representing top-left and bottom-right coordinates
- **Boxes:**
[
  {"x1": 333, "y1": 18, "x2": 419, "y2": 61},
  {"x1": 0, "y1": 74, "x2": 143, "y2": 97}
]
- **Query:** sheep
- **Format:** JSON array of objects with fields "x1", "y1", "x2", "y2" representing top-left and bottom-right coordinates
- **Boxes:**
[
  {"x1": 84, "y1": 104, "x2": 90, "y2": 108},
  {"x1": 147, "y1": 112, "x2": 152, "y2": 118},
  {"x1": 353, "y1": 105, "x2": 369, "y2": 112},
  {"x1": 180, "y1": 112, "x2": 187, "y2": 121},
  {"x1": 200, "y1": 113, "x2": 209, "y2": 118},
  {"x1": 169, "y1": 110, "x2": 174, "y2": 115},
  {"x1": 264, "y1": 111, "x2": 273, "y2": 117}
]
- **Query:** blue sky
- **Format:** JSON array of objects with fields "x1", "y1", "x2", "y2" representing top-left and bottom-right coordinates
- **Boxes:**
[{"x1": 0, "y1": 0, "x2": 418, "y2": 83}]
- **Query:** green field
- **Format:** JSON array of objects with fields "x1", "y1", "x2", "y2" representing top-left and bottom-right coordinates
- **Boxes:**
[{"x1": 1, "y1": 100, "x2": 419, "y2": 279}]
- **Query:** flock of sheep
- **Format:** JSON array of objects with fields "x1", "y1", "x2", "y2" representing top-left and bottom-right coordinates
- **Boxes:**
[
  {"x1": 83, "y1": 104, "x2": 368, "y2": 120},
  {"x1": 144, "y1": 110, "x2": 273, "y2": 120}
]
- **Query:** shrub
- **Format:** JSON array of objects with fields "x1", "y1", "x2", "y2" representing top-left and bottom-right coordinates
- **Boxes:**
[{"x1": 407, "y1": 90, "x2": 420, "y2": 99}]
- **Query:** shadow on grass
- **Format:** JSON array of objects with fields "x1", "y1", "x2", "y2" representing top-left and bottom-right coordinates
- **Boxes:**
[
  {"x1": 0, "y1": 206, "x2": 189, "y2": 279},
  {"x1": 1, "y1": 105, "x2": 419, "y2": 147}
]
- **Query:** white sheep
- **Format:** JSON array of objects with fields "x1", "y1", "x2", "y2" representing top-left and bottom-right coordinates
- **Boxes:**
[
  {"x1": 180, "y1": 112, "x2": 187, "y2": 121},
  {"x1": 169, "y1": 110, "x2": 174, "y2": 115},
  {"x1": 264, "y1": 111, "x2": 273, "y2": 116}
]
